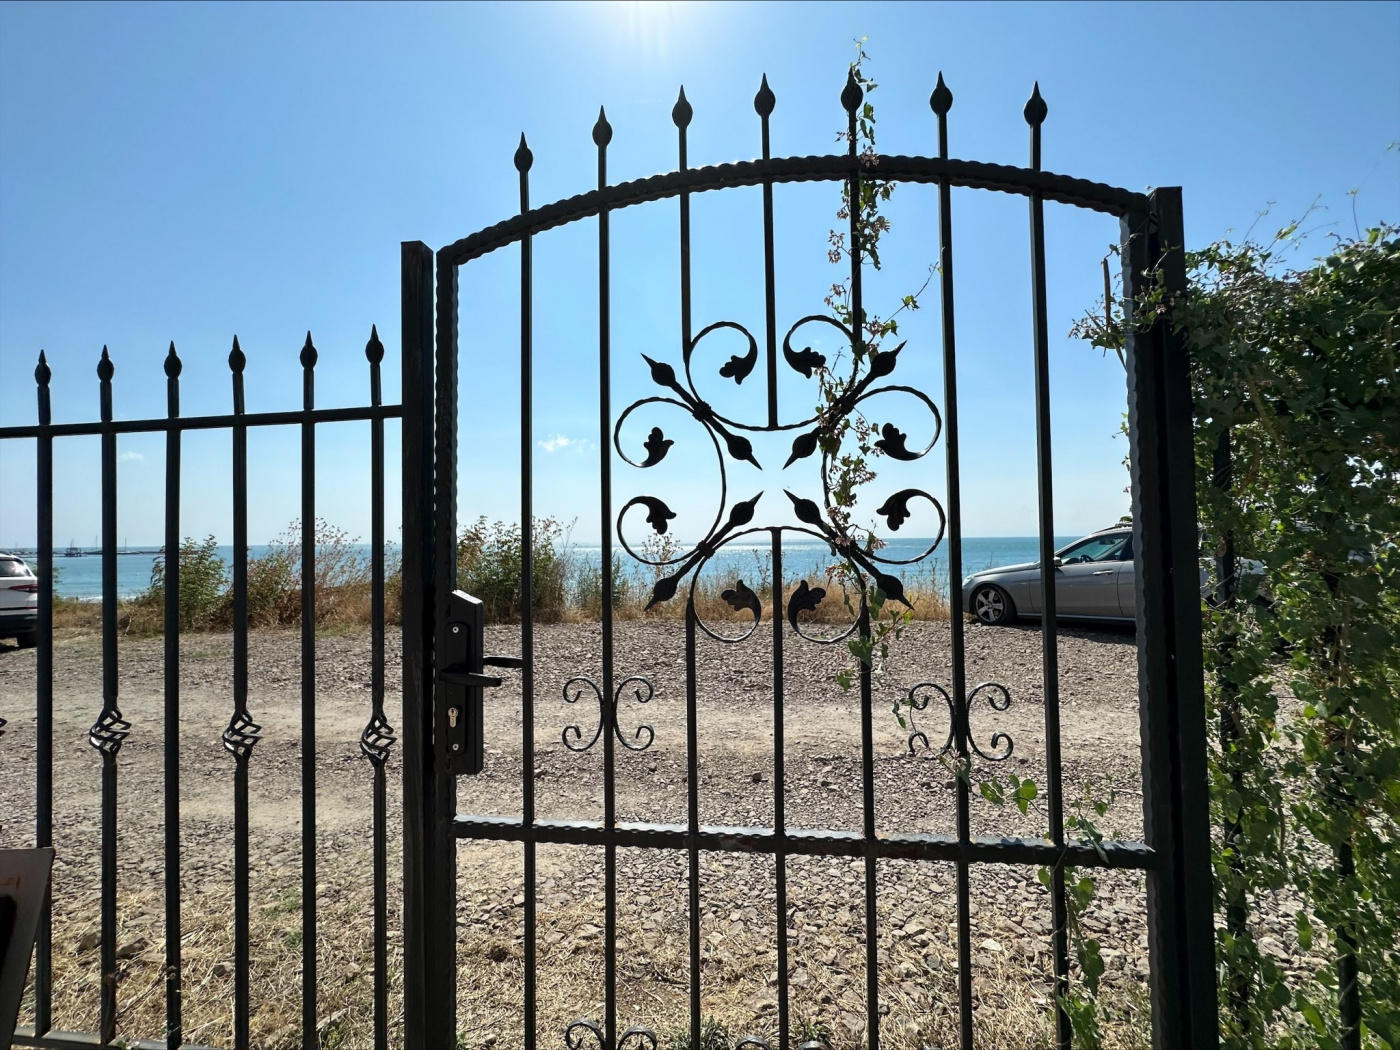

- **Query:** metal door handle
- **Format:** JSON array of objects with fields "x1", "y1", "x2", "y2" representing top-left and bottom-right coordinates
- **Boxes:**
[{"x1": 1092, "y1": 569, "x2": 1114, "y2": 575}]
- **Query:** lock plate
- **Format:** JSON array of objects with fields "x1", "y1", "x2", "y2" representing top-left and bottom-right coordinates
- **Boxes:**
[{"x1": 440, "y1": 590, "x2": 486, "y2": 775}]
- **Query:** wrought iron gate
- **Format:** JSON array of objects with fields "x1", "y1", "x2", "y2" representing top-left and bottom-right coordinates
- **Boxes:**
[{"x1": 402, "y1": 71, "x2": 1216, "y2": 1050}]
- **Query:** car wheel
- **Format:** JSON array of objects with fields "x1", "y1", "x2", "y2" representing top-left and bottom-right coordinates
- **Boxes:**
[
  {"x1": 15, "y1": 632, "x2": 38, "y2": 649},
  {"x1": 971, "y1": 584, "x2": 1016, "y2": 626}
]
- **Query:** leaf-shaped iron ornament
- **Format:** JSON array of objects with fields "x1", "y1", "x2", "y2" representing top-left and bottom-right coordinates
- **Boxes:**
[
  {"x1": 784, "y1": 343, "x2": 826, "y2": 378},
  {"x1": 875, "y1": 489, "x2": 923, "y2": 531},
  {"x1": 635, "y1": 496, "x2": 677, "y2": 535},
  {"x1": 784, "y1": 490, "x2": 824, "y2": 527},
  {"x1": 725, "y1": 493, "x2": 762, "y2": 531},
  {"x1": 784, "y1": 430, "x2": 819, "y2": 469},
  {"x1": 641, "y1": 427, "x2": 673, "y2": 467},
  {"x1": 646, "y1": 571, "x2": 682, "y2": 612},
  {"x1": 874, "y1": 422, "x2": 919, "y2": 461},
  {"x1": 787, "y1": 579, "x2": 827, "y2": 632},
  {"x1": 867, "y1": 340, "x2": 905, "y2": 379},
  {"x1": 721, "y1": 579, "x2": 762, "y2": 621}
]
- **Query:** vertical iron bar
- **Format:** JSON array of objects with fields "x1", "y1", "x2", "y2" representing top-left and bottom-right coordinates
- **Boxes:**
[
  {"x1": 1025, "y1": 84, "x2": 1072, "y2": 1050},
  {"x1": 400, "y1": 240, "x2": 442, "y2": 1048},
  {"x1": 366, "y1": 326, "x2": 390, "y2": 1050},
  {"x1": 929, "y1": 73, "x2": 974, "y2": 1050},
  {"x1": 431, "y1": 242, "x2": 461, "y2": 1046},
  {"x1": 162, "y1": 344, "x2": 183, "y2": 1050},
  {"x1": 34, "y1": 352, "x2": 54, "y2": 1037},
  {"x1": 756, "y1": 75, "x2": 778, "y2": 429},
  {"x1": 673, "y1": 87, "x2": 702, "y2": 1050},
  {"x1": 299, "y1": 333, "x2": 319, "y2": 1045},
  {"x1": 1123, "y1": 189, "x2": 1218, "y2": 1049},
  {"x1": 685, "y1": 600, "x2": 701, "y2": 1047},
  {"x1": 97, "y1": 347, "x2": 120, "y2": 1046},
  {"x1": 843, "y1": 70, "x2": 880, "y2": 1050},
  {"x1": 593, "y1": 108, "x2": 618, "y2": 1048},
  {"x1": 770, "y1": 534, "x2": 790, "y2": 1047},
  {"x1": 229, "y1": 337, "x2": 253, "y2": 1050},
  {"x1": 514, "y1": 134, "x2": 538, "y2": 1049},
  {"x1": 758, "y1": 78, "x2": 787, "y2": 1044}
]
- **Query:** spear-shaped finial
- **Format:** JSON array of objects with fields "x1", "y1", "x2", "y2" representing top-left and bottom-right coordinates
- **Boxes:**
[
  {"x1": 300, "y1": 331, "x2": 318, "y2": 369},
  {"x1": 514, "y1": 133, "x2": 534, "y2": 173},
  {"x1": 365, "y1": 324, "x2": 384, "y2": 364},
  {"x1": 754, "y1": 74, "x2": 775, "y2": 118},
  {"x1": 672, "y1": 86, "x2": 693, "y2": 129},
  {"x1": 1023, "y1": 81, "x2": 1048, "y2": 127},
  {"x1": 593, "y1": 106, "x2": 613, "y2": 148},
  {"x1": 229, "y1": 335, "x2": 246, "y2": 373},
  {"x1": 164, "y1": 341, "x2": 182, "y2": 378},
  {"x1": 97, "y1": 345, "x2": 114, "y2": 382},
  {"x1": 841, "y1": 67, "x2": 863, "y2": 114},
  {"x1": 929, "y1": 72, "x2": 953, "y2": 117},
  {"x1": 35, "y1": 350, "x2": 51, "y2": 387}
]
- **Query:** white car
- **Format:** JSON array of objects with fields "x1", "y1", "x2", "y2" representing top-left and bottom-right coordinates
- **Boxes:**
[{"x1": 1, "y1": 553, "x2": 39, "y2": 647}]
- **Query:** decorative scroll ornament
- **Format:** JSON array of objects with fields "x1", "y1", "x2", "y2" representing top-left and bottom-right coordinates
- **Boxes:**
[
  {"x1": 562, "y1": 676, "x2": 656, "y2": 754},
  {"x1": 615, "y1": 312, "x2": 947, "y2": 633},
  {"x1": 903, "y1": 680, "x2": 1014, "y2": 761},
  {"x1": 360, "y1": 709, "x2": 397, "y2": 766},
  {"x1": 564, "y1": 1019, "x2": 657, "y2": 1048},
  {"x1": 221, "y1": 708, "x2": 262, "y2": 761},
  {"x1": 89, "y1": 706, "x2": 131, "y2": 756}
]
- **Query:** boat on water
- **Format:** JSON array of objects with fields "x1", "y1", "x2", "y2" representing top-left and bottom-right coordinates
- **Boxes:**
[{"x1": 64, "y1": 542, "x2": 84, "y2": 557}]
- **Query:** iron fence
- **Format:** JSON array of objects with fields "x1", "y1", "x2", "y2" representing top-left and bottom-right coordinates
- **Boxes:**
[{"x1": 1, "y1": 332, "x2": 407, "y2": 1050}]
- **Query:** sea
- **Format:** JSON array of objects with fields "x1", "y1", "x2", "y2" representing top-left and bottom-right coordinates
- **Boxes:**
[{"x1": 25, "y1": 536, "x2": 1075, "y2": 601}]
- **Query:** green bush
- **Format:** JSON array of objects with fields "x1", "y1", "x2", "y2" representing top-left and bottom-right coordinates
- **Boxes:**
[
  {"x1": 140, "y1": 535, "x2": 228, "y2": 630},
  {"x1": 456, "y1": 516, "x2": 569, "y2": 623}
]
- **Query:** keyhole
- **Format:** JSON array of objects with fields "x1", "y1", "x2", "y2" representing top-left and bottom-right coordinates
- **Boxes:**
[{"x1": 448, "y1": 707, "x2": 459, "y2": 728}]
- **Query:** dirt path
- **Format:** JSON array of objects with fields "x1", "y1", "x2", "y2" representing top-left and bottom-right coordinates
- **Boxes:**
[{"x1": 1, "y1": 620, "x2": 1157, "y2": 1048}]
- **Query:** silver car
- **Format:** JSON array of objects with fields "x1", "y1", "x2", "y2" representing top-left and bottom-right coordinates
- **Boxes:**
[{"x1": 962, "y1": 527, "x2": 1136, "y2": 626}]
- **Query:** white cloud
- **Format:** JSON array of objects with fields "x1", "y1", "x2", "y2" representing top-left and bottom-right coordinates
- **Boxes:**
[
  {"x1": 538, "y1": 434, "x2": 592, "y2": 454},
  {"x1": 119, "y1": 450, "x2": 144, "y2": 462}
]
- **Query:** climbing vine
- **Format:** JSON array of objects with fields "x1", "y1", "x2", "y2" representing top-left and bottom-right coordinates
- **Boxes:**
[
  {"x1": 817, "y1": 40, "x2": 932, "y2": 689},
  {"x1": 1077, "y1": 224, "x2": 1400, "y2": 1048}
]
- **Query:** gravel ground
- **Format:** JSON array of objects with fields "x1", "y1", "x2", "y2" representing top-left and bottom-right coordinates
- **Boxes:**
[{"x1": 0, "y1": 619, "x2": 1193, "y2": 1048}]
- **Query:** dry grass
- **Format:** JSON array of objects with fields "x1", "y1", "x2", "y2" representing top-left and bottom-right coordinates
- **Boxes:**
[{"x1": 29, "y1": 855, "x2": 1150, "y2": 1050}]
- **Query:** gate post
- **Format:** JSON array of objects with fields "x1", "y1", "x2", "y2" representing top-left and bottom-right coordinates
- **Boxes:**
[
  {"x1": 1122, "y1": 188, "x2": 1219, "y2": 1049},
  {"x1": 400, "y1": 240, "x2": 456, "y2": 1047}
]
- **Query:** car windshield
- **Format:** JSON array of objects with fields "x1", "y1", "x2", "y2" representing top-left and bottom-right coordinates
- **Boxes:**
[
  {"x1": 0, "y1": 558, "x2": 33, "y2": 578},
  {"x1": 1056, "y1": 534, "x2": 1130, "y2": 564}
]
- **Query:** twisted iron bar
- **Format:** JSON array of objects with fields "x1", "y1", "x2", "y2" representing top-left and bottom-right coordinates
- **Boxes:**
[
  {"x1": 88, "y1": 706, "x2": 131, "y2": 755},
  {"x1": 221, "y1": 708, "x2": 262, "y2": 761},
  {"x1": 359, "y1": 709, "x2": 397, "y2": 766},
  {"x1": 562, "y1": 675, "x2": 656, "y2": 753},
  {"x1": 903, "y1": 680, "x2": 1014, "y2": 761}
]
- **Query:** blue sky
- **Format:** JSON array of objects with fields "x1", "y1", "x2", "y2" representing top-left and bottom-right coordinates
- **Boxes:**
[{"x1": 1, "y1": 1, "x2": 1397, "y2": 550}]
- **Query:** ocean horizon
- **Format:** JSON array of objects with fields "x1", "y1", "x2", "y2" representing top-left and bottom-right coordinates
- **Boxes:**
[{"x1": 20, "y1": 535, "x2": 1080, "y2": 601}]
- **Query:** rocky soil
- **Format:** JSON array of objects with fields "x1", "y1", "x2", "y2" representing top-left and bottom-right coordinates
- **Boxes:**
[{"x1": 0, "y1": 618, "x2": 1305, "y2": 1048}]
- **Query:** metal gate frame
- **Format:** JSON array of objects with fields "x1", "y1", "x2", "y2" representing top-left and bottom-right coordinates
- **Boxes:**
[{"x1": 398, "y1": 73, "x2": 1217, "y2": 1049}]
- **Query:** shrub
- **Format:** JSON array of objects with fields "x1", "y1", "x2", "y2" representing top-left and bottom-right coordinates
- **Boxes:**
[
  {"x1": 138, "y1": 535, "x2": 228, "y2": 631},
  {"x1": 457, "y1": 516, "x2": 569, "y2": 623}
]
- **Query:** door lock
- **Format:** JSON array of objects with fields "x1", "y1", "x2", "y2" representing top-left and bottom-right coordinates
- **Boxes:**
[{"x1": 436, "y1": 590, "x2": 522, "y2": 774}]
